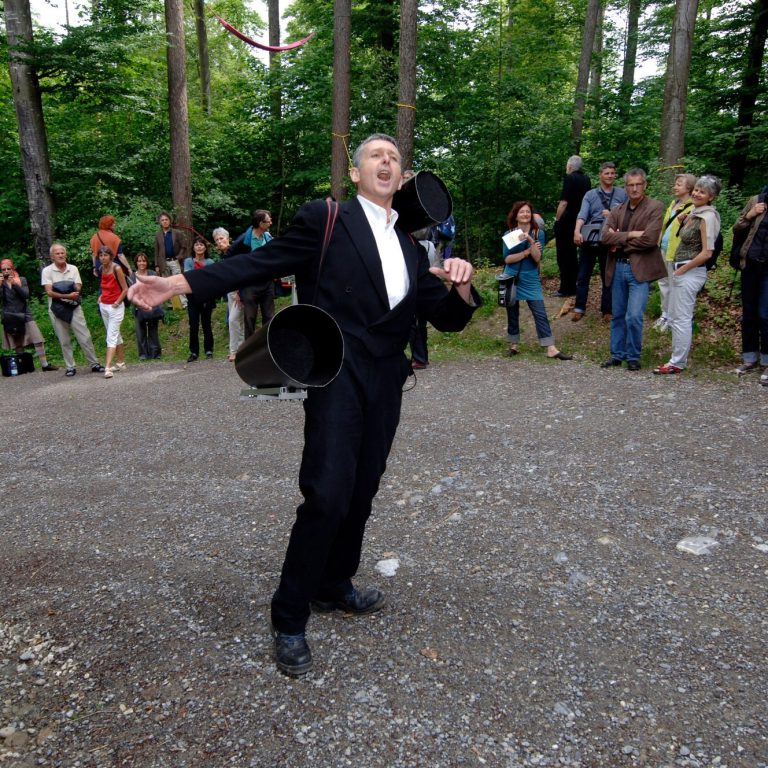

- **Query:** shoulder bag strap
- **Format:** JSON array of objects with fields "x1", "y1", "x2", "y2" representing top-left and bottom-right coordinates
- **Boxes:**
[{"x1": 312, "y1": 199, "x2": 339, "y2": 304}]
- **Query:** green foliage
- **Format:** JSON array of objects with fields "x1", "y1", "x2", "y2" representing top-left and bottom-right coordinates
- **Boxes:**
[{"x1": 0, "y1": 0, "x2": 765, "y2": 381}]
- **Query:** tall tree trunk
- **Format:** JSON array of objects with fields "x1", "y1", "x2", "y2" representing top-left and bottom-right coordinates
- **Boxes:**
[
  {"x1": 331, "y1": 0, "x2": 351, "y2": 202},
  {"x1": 397, "y1": 0, "x2": 417, "y2": 171},
  {"x1": 194, "y1": 0, "x2": 211, "y2": 114},
  {"x1": 619, "y1": 0, "x2": 642, "y2": 112},
  {"x1": 729, "y1": 0, "x2": 768, "y2": 188},
  {"x1": 164, "y1": 0, "x2": 193, "y2": 232},
  {"x1": 268, "y1": 0, "x2": 282, "y2": 120},
  {"x1": 589, "y1": 2, "x2": 605, "y2": 113},
  {"x1": 268, "y1": 0, "x2": 285, "y2": 228},
  {"x1": 660, "y1": 0, "x2": 699, "y2": 167},
  {"x1": 4, "y1": 0, "x2": 56, "y2": 268},
  {"x1": 571, "y1": 0, "x2": 601, "y2": 153}
]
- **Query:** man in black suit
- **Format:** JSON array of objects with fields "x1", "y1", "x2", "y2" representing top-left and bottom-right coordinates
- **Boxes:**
[{"x1": 129, "y1": 134, "x2": 480, "y2": 676}]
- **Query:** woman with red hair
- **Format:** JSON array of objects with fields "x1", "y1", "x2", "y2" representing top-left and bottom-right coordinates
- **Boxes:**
[
  {"x1": 89, "y1": 215, "x2": 133, "y2": 279},
  {"x1": 0, "y1": 258, "x2": 57, "y2": 370},
  {"x1": 501, "y1": 201, "x2": 571, "y2": 360}
]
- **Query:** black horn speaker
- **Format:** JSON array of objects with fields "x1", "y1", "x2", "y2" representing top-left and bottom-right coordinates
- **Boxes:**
[
  {"x1": 235, "y1": 304, "x2": 344, "y2": 389},
  {"x1": 392, "y1": 170, "x2": 453, "y2": 233}
]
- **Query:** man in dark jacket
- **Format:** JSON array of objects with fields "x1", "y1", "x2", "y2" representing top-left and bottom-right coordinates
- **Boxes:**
[
  {"x1": 129, "y1": 134, "x2": 480, "y2": 677},
  {"x1": 554, "y1": 155, "x2": 591, "y2": 296}
]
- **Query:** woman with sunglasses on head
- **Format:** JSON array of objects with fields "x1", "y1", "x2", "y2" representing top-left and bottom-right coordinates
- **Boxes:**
[
  {"x1": 653, "y1": 176, "x2": 721, "y2": 375},
  {"x1": 0, "y1": 258, "x2": 57, "y2": 371},
  {"x1": 97, "y1": 246, "x2": 129, "y2": 378}
]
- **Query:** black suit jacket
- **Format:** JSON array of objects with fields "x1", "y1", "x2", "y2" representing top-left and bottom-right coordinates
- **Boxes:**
[{"x1": 185, "y1": 197, "x2": 479, "y2": 357}]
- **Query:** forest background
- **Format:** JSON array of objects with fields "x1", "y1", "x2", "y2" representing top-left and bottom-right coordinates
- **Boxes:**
[{"x1": 1, "y1": 0, "x2": 766, "y2": 293}]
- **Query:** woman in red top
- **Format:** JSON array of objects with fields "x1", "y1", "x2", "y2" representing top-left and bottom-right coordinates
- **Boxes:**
[{"x1": 97, "y1": 246, "x2": 129, "y2": 378}]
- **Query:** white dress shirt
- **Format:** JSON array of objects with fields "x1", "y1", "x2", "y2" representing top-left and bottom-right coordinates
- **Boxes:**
[{"x1": 357, "y1": 195, "x2": 409, "y2": 309}]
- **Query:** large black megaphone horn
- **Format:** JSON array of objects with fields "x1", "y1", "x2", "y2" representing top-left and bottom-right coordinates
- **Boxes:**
[
  {"x1": 392, "y1": 170, "x2": 453, "y2": 233},
  {"x1": 235, "y1": 304, "x2": 344, "y2": 390}
]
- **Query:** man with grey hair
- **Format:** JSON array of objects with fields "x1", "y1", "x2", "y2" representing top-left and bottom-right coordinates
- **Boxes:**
[
  {"x1": 229, "y1": 209, "x2": 275, "y2": 338},
  {"x1": 41, "y1": 243, "x2": 106, "y2": 376},
  {"x1": 600, "y1": 168, "x2": 665, "y2": 370},
  {"x1": 128, "y1": 132, "x2": 480, "y2": 677},
  {"x1": 554, "y1": 155, "x2": 591, "y2": 296}
]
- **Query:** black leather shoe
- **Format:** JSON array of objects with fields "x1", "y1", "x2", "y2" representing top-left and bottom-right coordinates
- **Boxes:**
[
  {"x1": 627, "y1": 360, "x2": 641, "y2": 371},
  {"x1": 187, "y1": 353, "x2": 198, "y2": 362},
  {"x1": 311, "y1": 587, "x2": 386, "y2": 616},
  {"x1": 600, "y1": 358, "x2": 623, "y2": 368},
  {"x1": 271, "y1": 626, "x2": 312, "y2": 676}
]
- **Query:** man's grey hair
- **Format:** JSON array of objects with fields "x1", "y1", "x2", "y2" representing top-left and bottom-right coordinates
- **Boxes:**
[
  {"x1": 696, "y1": 175, "x2": 721, "y2": 199},
  {"x1": 352, "y1": 134, "x2": 400, "y2": 167},
  {"x1": 624, "y1": 167, "x2": 648, "y2": 183},
  {"x1": 212, "y1": 227, "x2": 229, "y2": 240},
  {"x1": 567, "y1": 155, "x2": 582, "y2": 171},
  {"x1": 49, "y1": 242, "x2": 66, "y2": 256}
]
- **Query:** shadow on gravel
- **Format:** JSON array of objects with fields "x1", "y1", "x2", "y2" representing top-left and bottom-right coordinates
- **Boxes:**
[{"x1": 1, "y1": 358, "x2": 767, "y2": 767}]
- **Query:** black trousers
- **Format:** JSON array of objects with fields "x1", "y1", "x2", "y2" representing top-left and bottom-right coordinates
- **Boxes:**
[
  {"x1": 135, "y1": 316, "x2": 161, "y2": 358},
  {"x1": 575, "y1": 245, "x2": 612, "y2": 315},
  {"x1": 242, "y1": 282, "x2": 275, "y2": 338},
  {"x1": 555, "y1": 218, "x2": 578, "y2": 294},
  {"x1": 271, "y1": 342, "x2": 411, "y2": 634},
  {"x1": 187, "y1": 300, "x2": 214, "y2": 356}
]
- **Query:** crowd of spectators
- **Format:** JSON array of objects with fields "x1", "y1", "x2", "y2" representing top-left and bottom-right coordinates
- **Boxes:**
[{"x1": 2, "y1": 171, "x2": 766, "y2": 389}]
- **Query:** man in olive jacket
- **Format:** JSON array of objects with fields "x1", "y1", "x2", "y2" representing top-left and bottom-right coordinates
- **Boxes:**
[{"x1": 600, "y1": 168, "x2": 665, "y2": 371}]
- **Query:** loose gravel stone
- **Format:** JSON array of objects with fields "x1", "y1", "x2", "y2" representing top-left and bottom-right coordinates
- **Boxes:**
[{"x1": 1, "y1": 357, "x2": 767, "y2": 766}]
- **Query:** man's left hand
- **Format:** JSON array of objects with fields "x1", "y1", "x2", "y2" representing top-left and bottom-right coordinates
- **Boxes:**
[
  {"x1": 430, "y1": 258, "x2": 474, "y2": 303},
  {"x1": 430, "y1": 257, "x2": 473, "y2": 285}
]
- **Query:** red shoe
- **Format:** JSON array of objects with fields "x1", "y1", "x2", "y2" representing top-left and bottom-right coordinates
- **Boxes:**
[
  {"x1": 411, "y1": 360, "x2": 428, "y2": 370},
  {"x1": 653, "y1": 363, "x2": 683, "y2": 375}
]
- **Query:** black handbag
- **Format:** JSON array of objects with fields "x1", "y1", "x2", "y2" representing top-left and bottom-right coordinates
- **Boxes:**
[
  {"x1": 50, "y1": 280, "x2": 80, "y2": 324},
  {"x1": 729, "y1": 227, "x2": 749, "y2": 271},
  {"x1": 495, "y1": 258, "x2": 524, "y2": 307},
  {"x1": 496, "y1": 274, "x2": 518, "y2": 307},
  {"x1": 580, "y1": 222, "x2": 603, "y2": 245},
  {"x1": 1, "y1": 311, "x2": 27, "y2": 337}
]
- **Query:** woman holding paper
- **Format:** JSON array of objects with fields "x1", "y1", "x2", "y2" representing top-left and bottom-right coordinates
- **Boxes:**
[{"x1": 502, "y1": 201, "x2": 571, "y2": 360}]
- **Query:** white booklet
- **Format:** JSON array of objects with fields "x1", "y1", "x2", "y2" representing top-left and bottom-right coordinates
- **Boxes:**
[{"x1": 502, "y1": 228, "x2": 525, "y2": 249}]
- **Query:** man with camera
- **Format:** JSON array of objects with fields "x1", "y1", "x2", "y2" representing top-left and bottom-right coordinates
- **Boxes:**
[{"x1": 571, "y1": 161, "x2": 627, "y2": 322}]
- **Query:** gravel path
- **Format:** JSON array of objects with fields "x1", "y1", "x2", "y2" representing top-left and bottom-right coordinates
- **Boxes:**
[{"x1": 1, "y1": 356, "x2": 767, "y2": 767}]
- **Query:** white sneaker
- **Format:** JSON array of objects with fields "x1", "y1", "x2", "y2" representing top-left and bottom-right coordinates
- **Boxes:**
[
  {"x1": 760, "y1": 372, "x2": 768, "y2": 387},
  {"x1": 114, "y1": 361, "x2": 127, "y2": 371},
  {"x1": 104, "y1": 368, "x2": 114, "y2": 379}
]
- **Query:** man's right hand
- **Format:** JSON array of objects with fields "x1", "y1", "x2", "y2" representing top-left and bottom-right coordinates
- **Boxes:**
[
  {"x1": 749, "y1": 201, "x2": 767, "y2": 219},
  {"x1": 128, "y1": 273, "x2": 190, "y2": 311},
  {"x1": 574, "y1": 231, "x2": 583, "y2": 245}
]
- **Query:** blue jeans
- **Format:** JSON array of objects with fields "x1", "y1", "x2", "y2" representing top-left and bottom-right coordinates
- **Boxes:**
[
  {"x1": 740, "y1": 258, "x2": 768, "y2": 365},
  {"x1": 506, "y1": 300, "x2": 554, "y2": 346},
  {"x1": 609, "y1": 261, "x2": 650, "y2": 362}
]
